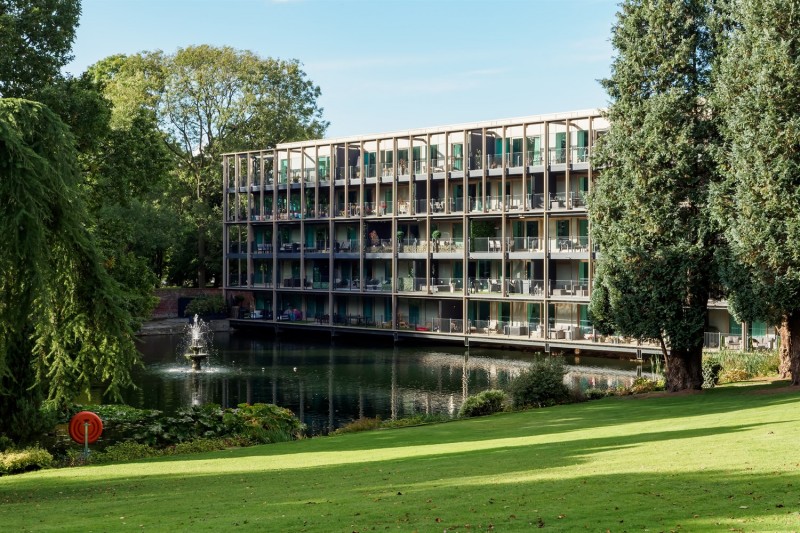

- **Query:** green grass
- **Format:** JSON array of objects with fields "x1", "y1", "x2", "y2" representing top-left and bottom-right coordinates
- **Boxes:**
[{"x1": 3, "y1": 380, "x2": 800, "y2": 531}]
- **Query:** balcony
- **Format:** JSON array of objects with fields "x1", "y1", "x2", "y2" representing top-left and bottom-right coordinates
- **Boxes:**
[
  {"x1": 509, "y1": 236, "x2": 543, "y2": 252},
  {"x1": 549, "y1": 279, "x2": 590, "y2": 297},
  {"x1": 527, "y1": 149, "x2": 544, "y2": 166},
  {"x1": 334, "y1": 239, "x2": 361, "y2": 253},
  {"x1": 549, "y1": 147, "x2": 567, "y2": 165},
  {"x1": 550, "y1": 236, "x2": 589, "y2": 253},
  {"x1": 571, "y1": 146, "x2": 590, "y2": 163}
]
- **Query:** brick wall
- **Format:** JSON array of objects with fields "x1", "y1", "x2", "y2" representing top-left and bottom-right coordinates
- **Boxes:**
[{"x1": 151, "y1": 288, "x2": 222, "y2": 319}]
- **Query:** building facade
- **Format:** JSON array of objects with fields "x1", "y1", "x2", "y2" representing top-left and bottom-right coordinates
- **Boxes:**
[{"x1": 222, "y1": 109, "x2": 767, "y2": 354}]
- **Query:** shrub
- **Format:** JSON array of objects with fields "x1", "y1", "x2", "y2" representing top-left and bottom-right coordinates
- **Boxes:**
[
  {"x1": 93, "y1": 442, "x2": 158, "y2": 464},
  {"x1": 333, "y1": 417, "x2": 382, "y2": 435},
  {"x1": 184, "y1": 295, "x2": 227, "y2": 317},
  {"x1": 703, "y1": 350, "x2": 780, "y2": 384},
  {"x1": 702, "y1": 360, "x2": 723, "y2": 389},
  {"x1": 584, "y1": 388, "x2": 610, "y2": 400},
  {"x1": 628, "y1": 377, "x2": 661, "y2": 394},
  {"x1": 459, "y1": 390, "x2": 508, "y2": 418},
  {"x1": 0, "y1": 447, "x2": 53, "y2": 475},
  {"x1": 509, "y1": 357, "x2": 570, "y2": 408}
]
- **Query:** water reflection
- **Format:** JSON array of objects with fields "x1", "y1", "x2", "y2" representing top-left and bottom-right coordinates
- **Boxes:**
[{"x1": 125, "y1": 333, "x2": 655, "y2": 435}]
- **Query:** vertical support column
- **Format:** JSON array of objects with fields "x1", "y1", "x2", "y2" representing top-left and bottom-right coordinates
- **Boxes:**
[
  {"x1": 543, "y1": 121, "x2": 550, "y2": 335},
  {"x1": 222, "y1": 155, "x2": 229, "y2": 302}
]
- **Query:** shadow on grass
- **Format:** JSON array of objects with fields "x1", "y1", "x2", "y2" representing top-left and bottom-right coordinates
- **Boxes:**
[{"x1": 1, "y1": 416, "x2": 798, "y2": 532}]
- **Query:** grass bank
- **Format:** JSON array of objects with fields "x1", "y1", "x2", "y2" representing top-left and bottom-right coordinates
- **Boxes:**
[{"x1": 2, "y1": 380, "x2": 799, "y2": 531}]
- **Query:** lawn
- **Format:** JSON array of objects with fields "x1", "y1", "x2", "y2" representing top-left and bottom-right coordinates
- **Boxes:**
[{"x1": 2, "y1": 380, "x2": 799, "y2": 532}]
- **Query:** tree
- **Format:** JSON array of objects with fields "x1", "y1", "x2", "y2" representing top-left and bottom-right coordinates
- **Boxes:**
[
  {"x1": 589, "y1": 0, "x2": 718, "y2": 391},
  {"x1": 0, "y1": 0, "x2": 80, "y2": 97},
  {"x1": 0, "y1": 99, "x2": 140, "y2": 442},
  {"x1": 103, "y1": 46, "x2": 329, "y2": 287},
  {"x1": 712, "y1": 0, "x2": 800, "y2": 384}
]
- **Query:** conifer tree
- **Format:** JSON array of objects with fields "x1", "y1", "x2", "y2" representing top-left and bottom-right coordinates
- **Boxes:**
[
  {"x1": 589, "y1": 0, "x2": 718, "y2": 390},
  {"x1": 712, "y1": 0, "x2": 800, "y2": 384}
]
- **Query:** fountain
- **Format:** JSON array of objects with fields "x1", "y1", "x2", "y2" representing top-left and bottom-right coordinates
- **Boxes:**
[{"x1": 184, "y1": 314, "x2": 210, "y2": 371}]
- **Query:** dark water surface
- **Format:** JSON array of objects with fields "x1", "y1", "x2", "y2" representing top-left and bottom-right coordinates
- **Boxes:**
[{"x1": 124, "y1": 331, "x2": 654, "y2": 435}]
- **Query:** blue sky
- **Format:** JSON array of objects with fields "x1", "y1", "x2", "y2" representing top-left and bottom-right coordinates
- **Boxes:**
[{"x1": 66, "y1": 0, "x2": 619, "y2": 138}]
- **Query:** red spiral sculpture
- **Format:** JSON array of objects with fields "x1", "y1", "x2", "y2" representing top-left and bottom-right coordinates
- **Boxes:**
[{"x1": 68, "y1": 411, "x2": 103, "y2": 444}]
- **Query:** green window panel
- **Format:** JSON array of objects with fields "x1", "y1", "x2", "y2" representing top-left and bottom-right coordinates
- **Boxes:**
[
  {"x1": 548, "y1": 303, "x2": 555, "y2": 328},
  {"x1": 409, "y1": 304, "x2": 420, "y2": 325},
  {"x1": 578, "y1": 219, "x2": 589, "y2": 238},
  {"x1": 364, "y1": 298, "x2": 373, "y2": 320},
  {"x1": 500, "y1": 302, "x2": 510, "y2": 323},
  {"x1": 557, "y1": 220, "x2": 570, "y2": 238},
  {"x1": 384, "y1": 299, "x2": 392, "y2": 321},
  {"x1": 749, "y1": 320, "x2": 767, "y2": 337},
  {"x1": 577, "y1": 130, "x2": 589, "y2": 148},
  {"x1": 556, "y1": 132, "x2": 566, "y2": 149},
  {"x1": 527, "y1": 303, "x2": 540, "y2": 325},
  {"x1": 729, "y1": 314, "x2": 742, "y2": 335}
]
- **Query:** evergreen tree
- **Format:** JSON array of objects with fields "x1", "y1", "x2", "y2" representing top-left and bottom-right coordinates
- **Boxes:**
[
  {"x1": 589, "y1": 0, "x2": 718, "y2": 390},
  {"x1": 712, "y1": 0, "x2": 800, "y2": 384},
  {"x1": 0, "y1": 100, "x2": 139, "y2": 442}
]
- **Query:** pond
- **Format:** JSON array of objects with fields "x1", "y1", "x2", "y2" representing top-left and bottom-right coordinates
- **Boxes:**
[{"x1": 123, "y1": 331, "x2": 658, "y2": 435}]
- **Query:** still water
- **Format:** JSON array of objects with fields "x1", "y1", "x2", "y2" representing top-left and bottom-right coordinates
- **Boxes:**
[{"x1": 124, "y1": 332, "x2": 655, "y2": 435}]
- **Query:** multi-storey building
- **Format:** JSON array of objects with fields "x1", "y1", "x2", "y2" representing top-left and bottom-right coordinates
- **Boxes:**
[{"x1": 222, "y1": 109, "x2": 770, "y2": 355}]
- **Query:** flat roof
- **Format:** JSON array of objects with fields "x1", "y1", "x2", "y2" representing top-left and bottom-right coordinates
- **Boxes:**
[{"x1": 224, "y1": 108, "x2": 605, "y2": 155}]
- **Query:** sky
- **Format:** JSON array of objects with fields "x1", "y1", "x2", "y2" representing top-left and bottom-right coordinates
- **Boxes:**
[{"x1": 65, "y1": 0, "x2": 619, "y2": 139}]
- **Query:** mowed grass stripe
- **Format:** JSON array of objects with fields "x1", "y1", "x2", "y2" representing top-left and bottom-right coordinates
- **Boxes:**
[{"x1": 2, "y1": 381, "x2": 799, "y2": 532}]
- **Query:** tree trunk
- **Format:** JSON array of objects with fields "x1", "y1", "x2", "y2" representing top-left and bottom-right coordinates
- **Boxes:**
[
  {"x1": 197, "y1": 228, "x2": 206, "y2": 288},
  {"x1": 778, "y1": 312, "x2": 800, "y2": 385},
  {"x1": 664, "y1": 346, "x2": 703, "y2": 392}
]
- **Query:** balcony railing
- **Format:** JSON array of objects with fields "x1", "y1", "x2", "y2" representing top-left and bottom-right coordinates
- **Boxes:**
[
  {"x1": 365, "y1": 164, "x2": 377, "y2": 179},
  {"x1": 549, "y1": 279, "x2": 590, "y2": 297},
  {"x1": 334, "y1": 239, "x2": 360, "y2": 253},
  {"x1": 510, "y1": 236, "x2": 543, "y2": 252},
  {"x1": 364, "y1": 239, "x2": 394, "y2": 253},
  {"x1": 430, "y1": 318, "x2": 466, "y2": 333},
  {"x1": 550, "y1": 236, "x2": 589, "y2": 252},
  {"x1": 572, "y1": 146, "x2": 590, "y2": 163},
  {"x1": 505, "y1": 194, "x2": 525, "y2": 210},
  {"x1": 430, "y1": 158, "x2": 446, "y2": 172},
  {"x1": 449, "y1": 156, "x2": 464, "y2": 171},
  {"x1": 449, "y1": 196, "x2": 464, "y2": 213},
  {"x1": 470, "y1": 237, "x2": 503, "y2": 253},
  {"x1": 508, "y1": 151, "x2": 524, "y2": 167},
  {"x1": 431, "y1": 238, "x2": 464, "y2": 253},
  {"x1": 396, "y1": 276, "x2": 426, "y2": 292},
  {"x1": 380, "y1": 163, "x2": 394, "y2": 177},
  {"x1": 399, "y1": 239, "x2": 428, "y2": 253},
  {"x1": 468, "y1": 277, "x2": 503, "y2": 293},
  {"x1": 529, "y1": 193, "x2": 545, "y2": 209},
  {"x1": 527, "y1": 149, "x2": 544, "y2": 166},
  {"x1": 486, "y1": 154, "x2": 503, "y2": 169},
  {"x1": 549, "y1": 147, "x2": 567, "y2": 164}
]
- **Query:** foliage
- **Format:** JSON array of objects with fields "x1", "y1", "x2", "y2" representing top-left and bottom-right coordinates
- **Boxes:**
[
  {"x1": 588, "y1": 0, "x2": 718, "y2": 391},
  {"x1": 702, "y1": 359, "x2": 723, "y2": 389},
  {"x1": 61, "y1": 402, "x2": 304, "y2": 450},
  {"x1": 378, "y1": 414, "x2": 451, "y2": 429},
  {"x1": 584, "y1": 388, "x2": 611, "y2": 400},
  {"x1": 508, "y1": 357, "x2": 570, "y2": 408},
  {"x1": 0, "y1": 0, "x2": 80, "y2": 98},
  {"x1": 0, "y1": 447, "x2": 53, "y2": 475},
  {"x1": 703, "y1": 350, "x2": 780, "y2": 387},
  {"x1": 184, "y1": 295, "x2": 227, "y2": 317},
  {"x1": 626, "y1": 377, "x2": 663, "y2": 395},
  {"x1": 332, "y1": 417, "x2": 382, "y2": 435},
  {"x1": 458, "y1": 389, "x2": 508, "y2": 418},
  {"x1": 431, "y1": 229, "x2": 442, "y2": 240},
  {"x1": 93, "y1": 46, "x2": 328, "y2": 287},
  {"x1": 0, "y1": 100, "x2": 140, "y2": 443},
  {"x1": 711, "y1": 0, "x2": 800, "y2": 384}
]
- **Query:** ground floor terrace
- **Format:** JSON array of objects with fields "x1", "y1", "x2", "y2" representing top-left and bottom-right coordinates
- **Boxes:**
[{"x1": 227, "y1": 292, "x2": 776, "y2": 356}]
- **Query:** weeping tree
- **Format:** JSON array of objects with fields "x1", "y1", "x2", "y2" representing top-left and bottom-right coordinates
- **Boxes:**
[
  {"x1": 0, "y1": 100, "x2": 140, "y2": 442},
  {"x1": 589, "y1": 0, "x2": 719, "y2": 391},
  {"x1": 712, "y1": 0, "x2": 800, "y2": 384}
]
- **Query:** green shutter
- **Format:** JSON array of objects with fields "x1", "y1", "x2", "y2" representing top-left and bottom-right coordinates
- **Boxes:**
[{"x1": 578, "y1": 219, "x2": 589, "y2": 238}]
